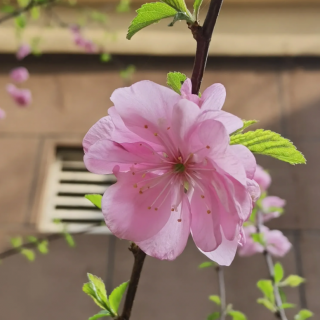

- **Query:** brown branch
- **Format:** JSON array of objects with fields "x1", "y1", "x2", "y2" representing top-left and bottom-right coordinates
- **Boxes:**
[
  {"x1": 189, "y1": 0, "x2": 224, "y2": 95},
  {"x1": 0, "y1": 0, "x2": 57, "y2": 24},
  {"x1": 216, "y1": 265, "x2": 227, "y2": 320},
  {"x1": 118, "y1": 243, "x2": 146, "y2": 320}
]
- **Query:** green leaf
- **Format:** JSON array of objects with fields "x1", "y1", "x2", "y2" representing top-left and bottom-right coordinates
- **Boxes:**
[
  {"x1": 257, "y1": 298, "x2": 276, "y2": 312},
  {"x1": 209, "y1": 295, "x2": 221, "y2": 305},
  {"x1": 280, "y1": 275, "x2": 305, "y2": 287},
  {"x1": 251, "y1": 233, "x2": 265, "y2": 245},
  {"x1": 15, "y1": 15, "x2": 26, "y2": 29},
  {"x1": 90, "y1": 10, "x2": 108, "y2": 23},
  {"x1": 198, "y1": 261, "x2": 215, "y2": 269},
  {"x1": 193, "y1": 0, "x2": 203, "y2": 20},
  {"x1": 11, "y1": 237, "x2": 22, "y2": 248},
  {"x1": 116, "y1": 0, "x2": 131, "y2": 12},
  {"x1": 120, "y1": 65, "x2": 136, "y2": 80},
  {"x1": 88, "y1": 310, "x2": 111, "y2": 320},
  {"x1": 279, "y1": 288, "x2": 287, "y2": 303},
  {"x1": 83, "y1": 274, "x2": 110, "y2": 311},
  {"x1": 207, "y1": 312, "x2": 220, "y2": 320},
  {"x1": 31, "y1": 7, "x2": 40, "y2": 20},
  {"x1": 230, "y1": 129, "x2": 306, "y2": 165},
  {"x1": 281, "y1": 303, "x2": 296, "y2": 309},
  {"x1": 274, "y1": 262, "x2": 284, "y2": 283},
  {"x1": 100, "y1": 53, "x2": 112, "y2": 62},
  {"x1": 64, "y1": 233, "x2": 75, "y2": 247},
  {"x1": 228, "y1": 310, "x2": 247, "y2": 320},
  {"x1": 37, "y1": 240, "x2": 49, "y2": 254},
  {"x1": 85, "y1": 194, "x2": 103, "y2": 209},
  {"x1": 168, "y1": 11, "x2": 193, "y2": 26},
  {"x1": 109, "y1": 281, "x2": 129, "y2": 314},
  {"x1": 167, "y1": 72, "x2": 187, "y2": 94},
  {"x1": 21, "y1": 248, "x2": 35, "y2": 261},
  {"x1": 294, "y1": 309, "x2": 314, "y2": 320},
  {"x1": 18, "y1": 0, "x2": 28, "y2": 7},
  {"x1": 127, "y1": 2, "x2": 178, "y2": 40},
  {"x1": 257, "y1": 280, "x2": 274, "y2": 303},
  {"x1": 1, "y1": 5, "x2": 15, "y2": 13},
  {"x1": 162, "y1": 0, "x2": 189, "y2": 12},
  {"x1": 27, "y1": 236, "x2": 38, "y2": 243},
  {"x1": 232, "y1": 120, "x2": 258, "y2": 135}
]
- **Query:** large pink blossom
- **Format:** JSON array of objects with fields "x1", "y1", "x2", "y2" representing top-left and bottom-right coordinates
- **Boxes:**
[
  {"x1": 6, "y1": 84, "x2": 32, "y2": 107},
  {"x1": 16, "y1": 44, "x2": 31, "y2": 60},
  {"x1": 83, "y1": 80, "x2": 260, "y2": 265},
  {"x1": 253, "y1": 164, "x2": 271, "y2": 191},
  {"x1": 238, "y1": 225, "x2": 291, "y2": 257},
  {"x1": 9, "y1": 67, "x2": 29, "y2": 83}
]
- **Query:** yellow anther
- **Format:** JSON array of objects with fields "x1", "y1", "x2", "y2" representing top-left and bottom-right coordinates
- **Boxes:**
[
  {"x1": 154, "y1": 133, "x2": 158, "y2": 136},
  {"x1": 171, "y1": 208, "x2": 174, "y2": 211},
  {"x1": 207, "y1": 210, "x2": 211, "y2": 214},
  {"x1": 177, "y1": 219, "x2": 182, "y2": 222},
  {"x1": 206, "y1": 145, "x2": 210, "y2": 149},
  {"x1": 142, "y1": 173, "x2": 146, "y2": 178},
  {"x1": 201, "y1": 195, "x2": 205, "y2": 199},
  {"x1": 154, "y1": 207, "x2": 158, "y2": 211},
  {"x1": 139, "y1": 190, "x2": 143, "y2": 194},
  {"x1": 144, "y1": 125, "x2": 148, "y2": 129},
  {"x1": 132, "y1": 172, "x2": 135, "y2": 175},
  {"x1": 167, "y1": 127, "x2": 170, "y2": 130},
  {"x1": 148, "y1": 206, "x2": 151, "y2": 210},
  {"x1": 133, "y1": 184, "x2": 138, "y2": 188}
]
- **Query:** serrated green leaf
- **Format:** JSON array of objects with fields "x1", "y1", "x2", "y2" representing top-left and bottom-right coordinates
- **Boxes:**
[
  {"x1": 228, "y1": 310, "x2": 247, "y2": 320},
  {"x1": 1, "y1": 5, "x2": 15, "y2": 13},
  {"x1": 11, "y1": 237, "x2": 23, "y2": 248},
  {"x1": 167, "y1": 72, "x2": 187, "y2": 94},
  {"x1": 64, "y1": 233, "x2": 75, "y2": 247},
  {"x1": 257, "y1": 280, "x2": 274, "y2": 303},
  {"x1": 37, "y1": 240, "x2": 49, "y2": 254},
  {"x1": 88, "y1": 310, "x2": 111, "y2": 320},
  {"x1": 21, "y1": 248, "x2": 35, "y2": 261},
  {"x1": 294, "y1": 309, "x2": 314, "y2": 320},
  {"x1": 232, "y1": 120, "x2": 258, "y2": 135},
  {"x1": 207, "y1": 312, "x2": 220, "y2": 320},
  {"x1": 162, "y1": 0, "x2": 189, "y2": 13},
  {"x1": 85, "y1": 194, "x2": 103, "y2": 209},
  {"x1": 257, "y1": 298, "x2": 276, "y2": 312},
  {"x1": 230, "y1": 129, "x2": 306, "y2": 165},
  {"x1": 274, "y1": 262, "x2": 284, "y2": 283},
  {"x1": 281, "y1": 303, "x2": 296, "y2": 309},
  {"x1": 109, "y1": 281, "x2": 129, "y2": 314},
  {"x1": 127, "y1": 2, "x2": 178, "y2": 40},
  {"x1": 198, "y1": 261, "x2": 215, "y2": 269},
  {"x1": 209, "y1": 295, "x2": 221, "y2": 305},
  {"x1": 83, "y1": 283, "x2": 106, "y2": 310},
  {"x1": 280, "y1": 275, "x2": 305, "y2": 287}
]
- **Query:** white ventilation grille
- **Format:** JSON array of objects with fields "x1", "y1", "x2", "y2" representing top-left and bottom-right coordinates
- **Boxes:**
[{"x1": 39, "y1": 147, "x2": 115, "y2": 234}]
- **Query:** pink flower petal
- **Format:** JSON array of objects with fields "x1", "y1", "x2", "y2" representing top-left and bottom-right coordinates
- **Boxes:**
[
  {"x1": 254, "y1": 165, "x2": 271, "y2": 191},
  {"x1": 180, "y1": 79, "x2": 201, "y2": 105},
  {"x1": 265, "y1": 229, "x2": 291, "y2": 257},
  {"x1": 262, "y1": 196, "x2": 286, "y2": 211},
  {"x1": 83, "y1": 116, "x2": 114, "y2": 153},
  {"x1": 137, "y1": 194, "x2": 191, "y2": 260},
  {"x1": 16, "y1": 44, "x2": 31, "y2": 60},
  {"x1": 84, "y1": 139, "x2": 161, "y2": 174},
  {"x1": 102, "y1": 167, "x2": 173, "y2": 242},
  {"x1": 230, "y1": 144, "x2": 256, "y2": 179},
  {"x1": 9, "y1": 67, "x2": 29, "y2": 83},
  {"x1": 6, "y1": 84, "x2": 31, "y2": 107},
  {"x1": 200, "y1": 226, "x2": 240, "y2": 266},
  {"x1": 200, "y1": 83, "x2": 226, "y2": 111}
]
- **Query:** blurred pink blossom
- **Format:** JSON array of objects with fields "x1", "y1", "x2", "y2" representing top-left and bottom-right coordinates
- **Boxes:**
[
  {"x1": 254, "y1": 164, "x2": 271, "y2": 191},
  {"x1": 0, "y1": 108, "x2": 6, "y2": 119},
  {"x1": 9, "y1": 67, "x2": 29, "y2": 83},
  {"x1": 70, "y1": 26, "x2": 97, "y2": 53},
  {"x1": 16, "y1": 44, "x2": 31, "y2": 60},
  {"x1": 83, "y1": 79, "x2": 260, "y2": 265},
  {"x1": 261, "y1": 196, "x2": 286, "y2": 222},
  {"x1": 238, "y1": 225, "x2": 291, "y2": 257},
  {"x1": 6, "y1": 84, "x2": 32, "y2": 107}
]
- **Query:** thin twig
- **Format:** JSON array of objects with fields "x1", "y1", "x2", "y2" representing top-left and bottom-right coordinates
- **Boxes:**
[
  {"x1": 117, "y1": 243, "x2": 146, "y2": 320},
  {"x1": 216, "y1": 265, "x2": 227, "y2": 320},
  {"x1": 189, "y1": 0, "x2": 224, "y2": 94},
  {"x1": 0, "y1": 223, "x2": 99, "y2": 261},
  {"x1": 0, "y1": 0, "x2": 57, "y2": 24},
  {"x1": 257, "y1": 212, "x2": 288, "y2": 320}
]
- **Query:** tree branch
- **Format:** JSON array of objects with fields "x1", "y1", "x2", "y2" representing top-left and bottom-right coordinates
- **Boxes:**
[
  {"x1": 117, "y1": 243, "x2": 146, "y2": 320},
  {"x1": 257, "y1": 212, "x2": 288, "y2": 320},
  {"x1": 189, "y1": 0, "x2": 224, "y2": 95},
  {"x1": 0, "y1": 0, "x2": 57, "y2": 24}
]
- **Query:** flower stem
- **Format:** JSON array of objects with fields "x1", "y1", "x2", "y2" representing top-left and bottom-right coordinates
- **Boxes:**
[
  {"x1": 257, "y1": 212, "x2": 288, "y2": 320},
  {"x1": 216, "y1": 265, "x2": 227, "y2": 320},
  {"x1": 189, "y1": 0, "x2": 224, "y2": 95},
  {"x1": 118, "y1": 243, "x2": 146, "y2": 320}
]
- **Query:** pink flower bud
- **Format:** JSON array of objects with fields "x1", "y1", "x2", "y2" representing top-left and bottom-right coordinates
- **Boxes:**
[
  {"x1": 6, "y1": 84, "x2": 32, "y2": 107},
  {"x1": 16, "y1": 44, "x2": 31, "y2": 60},
  {"x1": 254, "y1": 165, "x2": 271, "y2": 191},
  {"x1": 9, "y1": 67, "x2": 29, "y2": 83}
]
